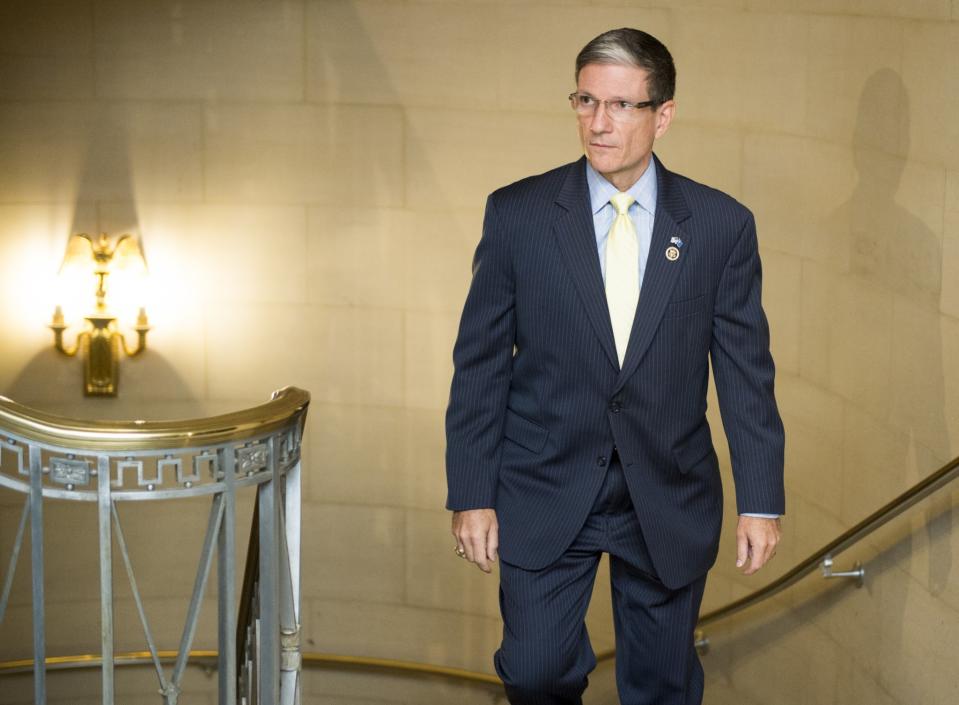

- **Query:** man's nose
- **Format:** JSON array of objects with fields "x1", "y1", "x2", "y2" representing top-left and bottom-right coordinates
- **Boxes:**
[{"x1": 588, "y1": 103, "x2": 613, "y2": 133}]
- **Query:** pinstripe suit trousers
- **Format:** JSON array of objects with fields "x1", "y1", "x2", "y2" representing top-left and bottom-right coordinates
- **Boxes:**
[{"x1": 494, "y1": 454, "x2": 707, "y2": 705}]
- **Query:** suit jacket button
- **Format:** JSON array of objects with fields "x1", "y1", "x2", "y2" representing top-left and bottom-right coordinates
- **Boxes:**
[
  {"x1": 609, "y1": 401, "x2": 621, "y2": 413},
  {"x1": 597, "y1": 456, "x2": 607, "y2": 466}
]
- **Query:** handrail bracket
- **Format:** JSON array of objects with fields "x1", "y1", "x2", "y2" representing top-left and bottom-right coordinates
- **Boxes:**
[{"x1": 821, "y1": 555, "x2": 865, "y2": 587}]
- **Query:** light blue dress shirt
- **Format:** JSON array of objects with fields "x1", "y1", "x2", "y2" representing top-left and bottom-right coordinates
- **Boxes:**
[
  {"x1": 586, "y1": 158, "x2": 657, "y2": 286},
  {"x1": 584, "y1": 158, "x2": 779, "y2": 521}
]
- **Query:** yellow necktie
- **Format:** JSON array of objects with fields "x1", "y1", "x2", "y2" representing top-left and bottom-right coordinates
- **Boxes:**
[{"x1": 606, "y1": 192, "x2": 639, "y2": 367}]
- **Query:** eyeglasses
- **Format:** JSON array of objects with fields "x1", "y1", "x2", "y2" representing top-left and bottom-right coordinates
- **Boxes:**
[{"x1": 568, "y1": 92, "x2": 660, "y2": 120}]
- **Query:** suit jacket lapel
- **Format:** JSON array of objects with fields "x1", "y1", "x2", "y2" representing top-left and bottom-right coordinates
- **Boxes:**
[
  {"x1": 614, "y1": 156, "x2": 692, "y2": 393},
  {"x1": 552, "y1": 158, "x2": 619, "y2": 371}
]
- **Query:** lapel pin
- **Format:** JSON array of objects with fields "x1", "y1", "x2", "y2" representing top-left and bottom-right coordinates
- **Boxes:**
[
  {"x1": 670, "y1": 236, "x2": 685, "y2": 248},
  {"x1": 665, "y1": 245, "x2": 680, "y2": 261}
]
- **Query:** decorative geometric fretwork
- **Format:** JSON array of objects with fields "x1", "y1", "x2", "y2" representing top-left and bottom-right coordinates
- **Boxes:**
[
  {"x1": 113, "y1": 459, "x2": 143, "y2": 489},
  {"x1": 194, "y1": 451, "x2": 219, "y2": 481},
  {"x1": 50, "y1": 457, "x2": 92, "y2": 488},
  {"x1": 237, "y1": 443, "x2": 267, "y2": 476},
  {"x1": 1, "y1": 439, "x2": 27, "y2": 476},
  {"x1": 136, "y1": 459, "x2": 163, "y2": 488},
  {"x1": 160, "y1": 456, "x2": 190, "y2": 486}
]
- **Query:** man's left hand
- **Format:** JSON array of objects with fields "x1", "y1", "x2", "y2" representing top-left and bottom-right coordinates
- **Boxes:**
[{"x1": 736, "y1": 516, "x2": 781, "y2": 575}]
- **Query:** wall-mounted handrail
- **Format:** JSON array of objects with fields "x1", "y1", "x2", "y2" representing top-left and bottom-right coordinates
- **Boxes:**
[
  {"x1": 585, "y1": 453, "x2": 954, "y2": 661},
  {"x1": 696, "y1": 452, "x2": 959, "y2": 629},
  {"x1": 280, "y1": 451, "x2": 959, "y2": 670},
  {"x1": 2, "y1": 418, "x2": 954, "y2": 692}
]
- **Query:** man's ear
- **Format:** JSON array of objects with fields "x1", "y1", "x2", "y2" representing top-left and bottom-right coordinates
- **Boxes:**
[{"x1": 654, "y1": 100, "x2": 676, "y2": 139}]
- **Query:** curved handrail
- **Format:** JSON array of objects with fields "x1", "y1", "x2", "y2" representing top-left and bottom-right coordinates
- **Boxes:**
[
  {"x1": 0, "y1": 651, "x2": 502, "y2": 686},
  {"x1": 257, "y1": 452, "x2": 959, "y2": 675},
  {"x1": 2, "y1": 457, "x2": 956, "y2": 686},
  {"x1": 3, "y1": 444, "x2": 954, "y2": 685},
  {"x1": 597, "y1": 452, "x2": 959, "y2": 665},
  {"x1": 693, "y1": 452, "x2": 959, "y2": 629},
  {"x1": 0, "y1": 388, "x2": 310, "y2": 704},
  {"x1": 0, "y1": 386, "x2": 310, "y2": 451}
]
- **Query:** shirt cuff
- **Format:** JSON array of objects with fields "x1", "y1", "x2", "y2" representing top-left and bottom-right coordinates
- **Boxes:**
[{"x1": 740, "y1": 512, "x2": 780, "y2": 519}]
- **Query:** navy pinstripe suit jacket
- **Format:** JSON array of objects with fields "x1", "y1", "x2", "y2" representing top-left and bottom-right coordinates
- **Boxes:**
[{"x1": 446, "y1": 155, "x2": 785, "y2": 590}]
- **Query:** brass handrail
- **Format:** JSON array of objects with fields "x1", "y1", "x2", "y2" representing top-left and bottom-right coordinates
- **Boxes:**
[
  {"x1": 306, "y1": 653, "x2": 500, "y2": 685},
  {"x1": 2, "y1": 455, "x2": 956, "y2": 683},
  {"x1": 0, "y1": 388, "x2": 309, "y2": 705},
  {"x1": 0, "y1": 651, "x2": 502, "y2": 686},
  {"x1": 594, "y1": 453, "x2": 959, "y2": 662},
  {"x1": 0, "y1": 651, "x2": 218, "y2": 673},
  {"x1": 234, "y1": 452, "x2": 959, "y2": 673},
  {"x1": 0, "y1": 386, "x2": 310, "y2": 451},
  {"x1": 3, "y1": 456, "x2": 953, "y2": 684},
  {"x1": 695, "y1": 452, "x2": 959, "y2": 629}
]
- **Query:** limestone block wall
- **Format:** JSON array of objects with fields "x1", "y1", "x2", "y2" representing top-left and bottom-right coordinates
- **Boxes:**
[{"x1": 0, "y1": 1, "x2": 957, "y2": 703}]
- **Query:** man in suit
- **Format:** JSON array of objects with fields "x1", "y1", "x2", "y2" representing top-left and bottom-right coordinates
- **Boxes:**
[{"x1": 445, "y1": 28, "x2": 784, "y2": 705}]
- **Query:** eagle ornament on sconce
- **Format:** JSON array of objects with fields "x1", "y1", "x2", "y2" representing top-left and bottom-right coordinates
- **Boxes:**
[{"x1": 49, "y1": 233, "x2": 151, "y2": 396}]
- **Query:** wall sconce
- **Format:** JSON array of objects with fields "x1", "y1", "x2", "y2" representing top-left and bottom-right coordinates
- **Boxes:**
[{"x1": 49, "y1": 233, "x2": 151, "y2": 396}]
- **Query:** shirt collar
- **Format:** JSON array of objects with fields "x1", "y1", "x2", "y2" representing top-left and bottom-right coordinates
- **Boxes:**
[{"x1": 585, "y1": 157, "x2": 658, "y2": 217}]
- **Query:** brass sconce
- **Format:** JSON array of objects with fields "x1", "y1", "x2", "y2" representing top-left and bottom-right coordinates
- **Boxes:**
[{"x1": 50, "y1": 233, "x2": 151, "y2": 396}]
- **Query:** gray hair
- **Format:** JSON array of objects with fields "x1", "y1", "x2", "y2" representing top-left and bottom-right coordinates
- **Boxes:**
[{"x1": 575, "y1": 28, "x2": 676, "y2": 104}]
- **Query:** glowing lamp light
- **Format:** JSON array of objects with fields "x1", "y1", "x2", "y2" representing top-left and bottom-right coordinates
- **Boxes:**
[{"x1": 49, "y1": 233, "x2": 151, "y2": 396}]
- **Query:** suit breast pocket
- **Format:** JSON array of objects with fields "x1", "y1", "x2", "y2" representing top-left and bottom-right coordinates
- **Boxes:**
[
  {"x1": 663, "y1": 294, "x2": 706, "y2": 320},
  {"x1": 502, "y1": 408, "x2": 549, "y2": 454}
]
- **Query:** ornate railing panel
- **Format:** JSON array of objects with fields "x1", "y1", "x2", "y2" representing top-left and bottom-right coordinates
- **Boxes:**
[{"x1": 0, "y1": 387, "x2": 309, "y2": 705}]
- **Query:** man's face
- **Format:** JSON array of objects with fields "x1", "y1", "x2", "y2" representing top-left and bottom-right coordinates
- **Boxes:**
[{"x1": 575, "y1": 63, "x2": 675, "y2": 191}]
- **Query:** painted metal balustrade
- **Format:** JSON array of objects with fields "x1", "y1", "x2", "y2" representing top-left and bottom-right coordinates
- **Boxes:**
[{"x1": 0, "y1": 387, "x2": 310, "y2": 705}]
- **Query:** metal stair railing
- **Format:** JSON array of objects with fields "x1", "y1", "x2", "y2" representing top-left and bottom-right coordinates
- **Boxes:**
[
  {"x1": 0, "y1": 386, "x2": 309, "y2": 705},
  {"x1": 1, "y1": 413, "x2": 955, "y2": 695},
  {"x1": 235, "y1": 478, "x2": 302, "y2": 705}
]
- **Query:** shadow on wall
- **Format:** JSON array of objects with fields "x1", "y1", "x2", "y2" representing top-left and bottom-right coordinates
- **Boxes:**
[
  {"x1": 1, "y1": 99, "x2": 198, "y2": 419},
  {"x1": 842, "y1": 69, "x2": 951, "y2": 593},
  {"x1": 803, "y1": 67, "x2": 952, "y2": 584},
  {"x1": 704, "y1": 68, "x2": 957, "y2": 705},
  {"x1": 298, "y1": 1, "x2": 575, "y2": 676},
  {"x1": 741, "y1": 67, "x2": 955, "y2": 704},
  {"x1": 814, "y1": 68, "x2": 949, "y2": 461},
  {"x1": 3, "y1": 347, "x2": 194, "y2": 420},
  {"x1": 704, "y1": 492, "x2": 953, "y2": 703}
]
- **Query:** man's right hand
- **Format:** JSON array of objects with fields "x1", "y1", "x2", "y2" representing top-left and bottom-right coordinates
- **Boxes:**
[{"x1": 451, "y1": 508, "x2": 499, "y2": 573}]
